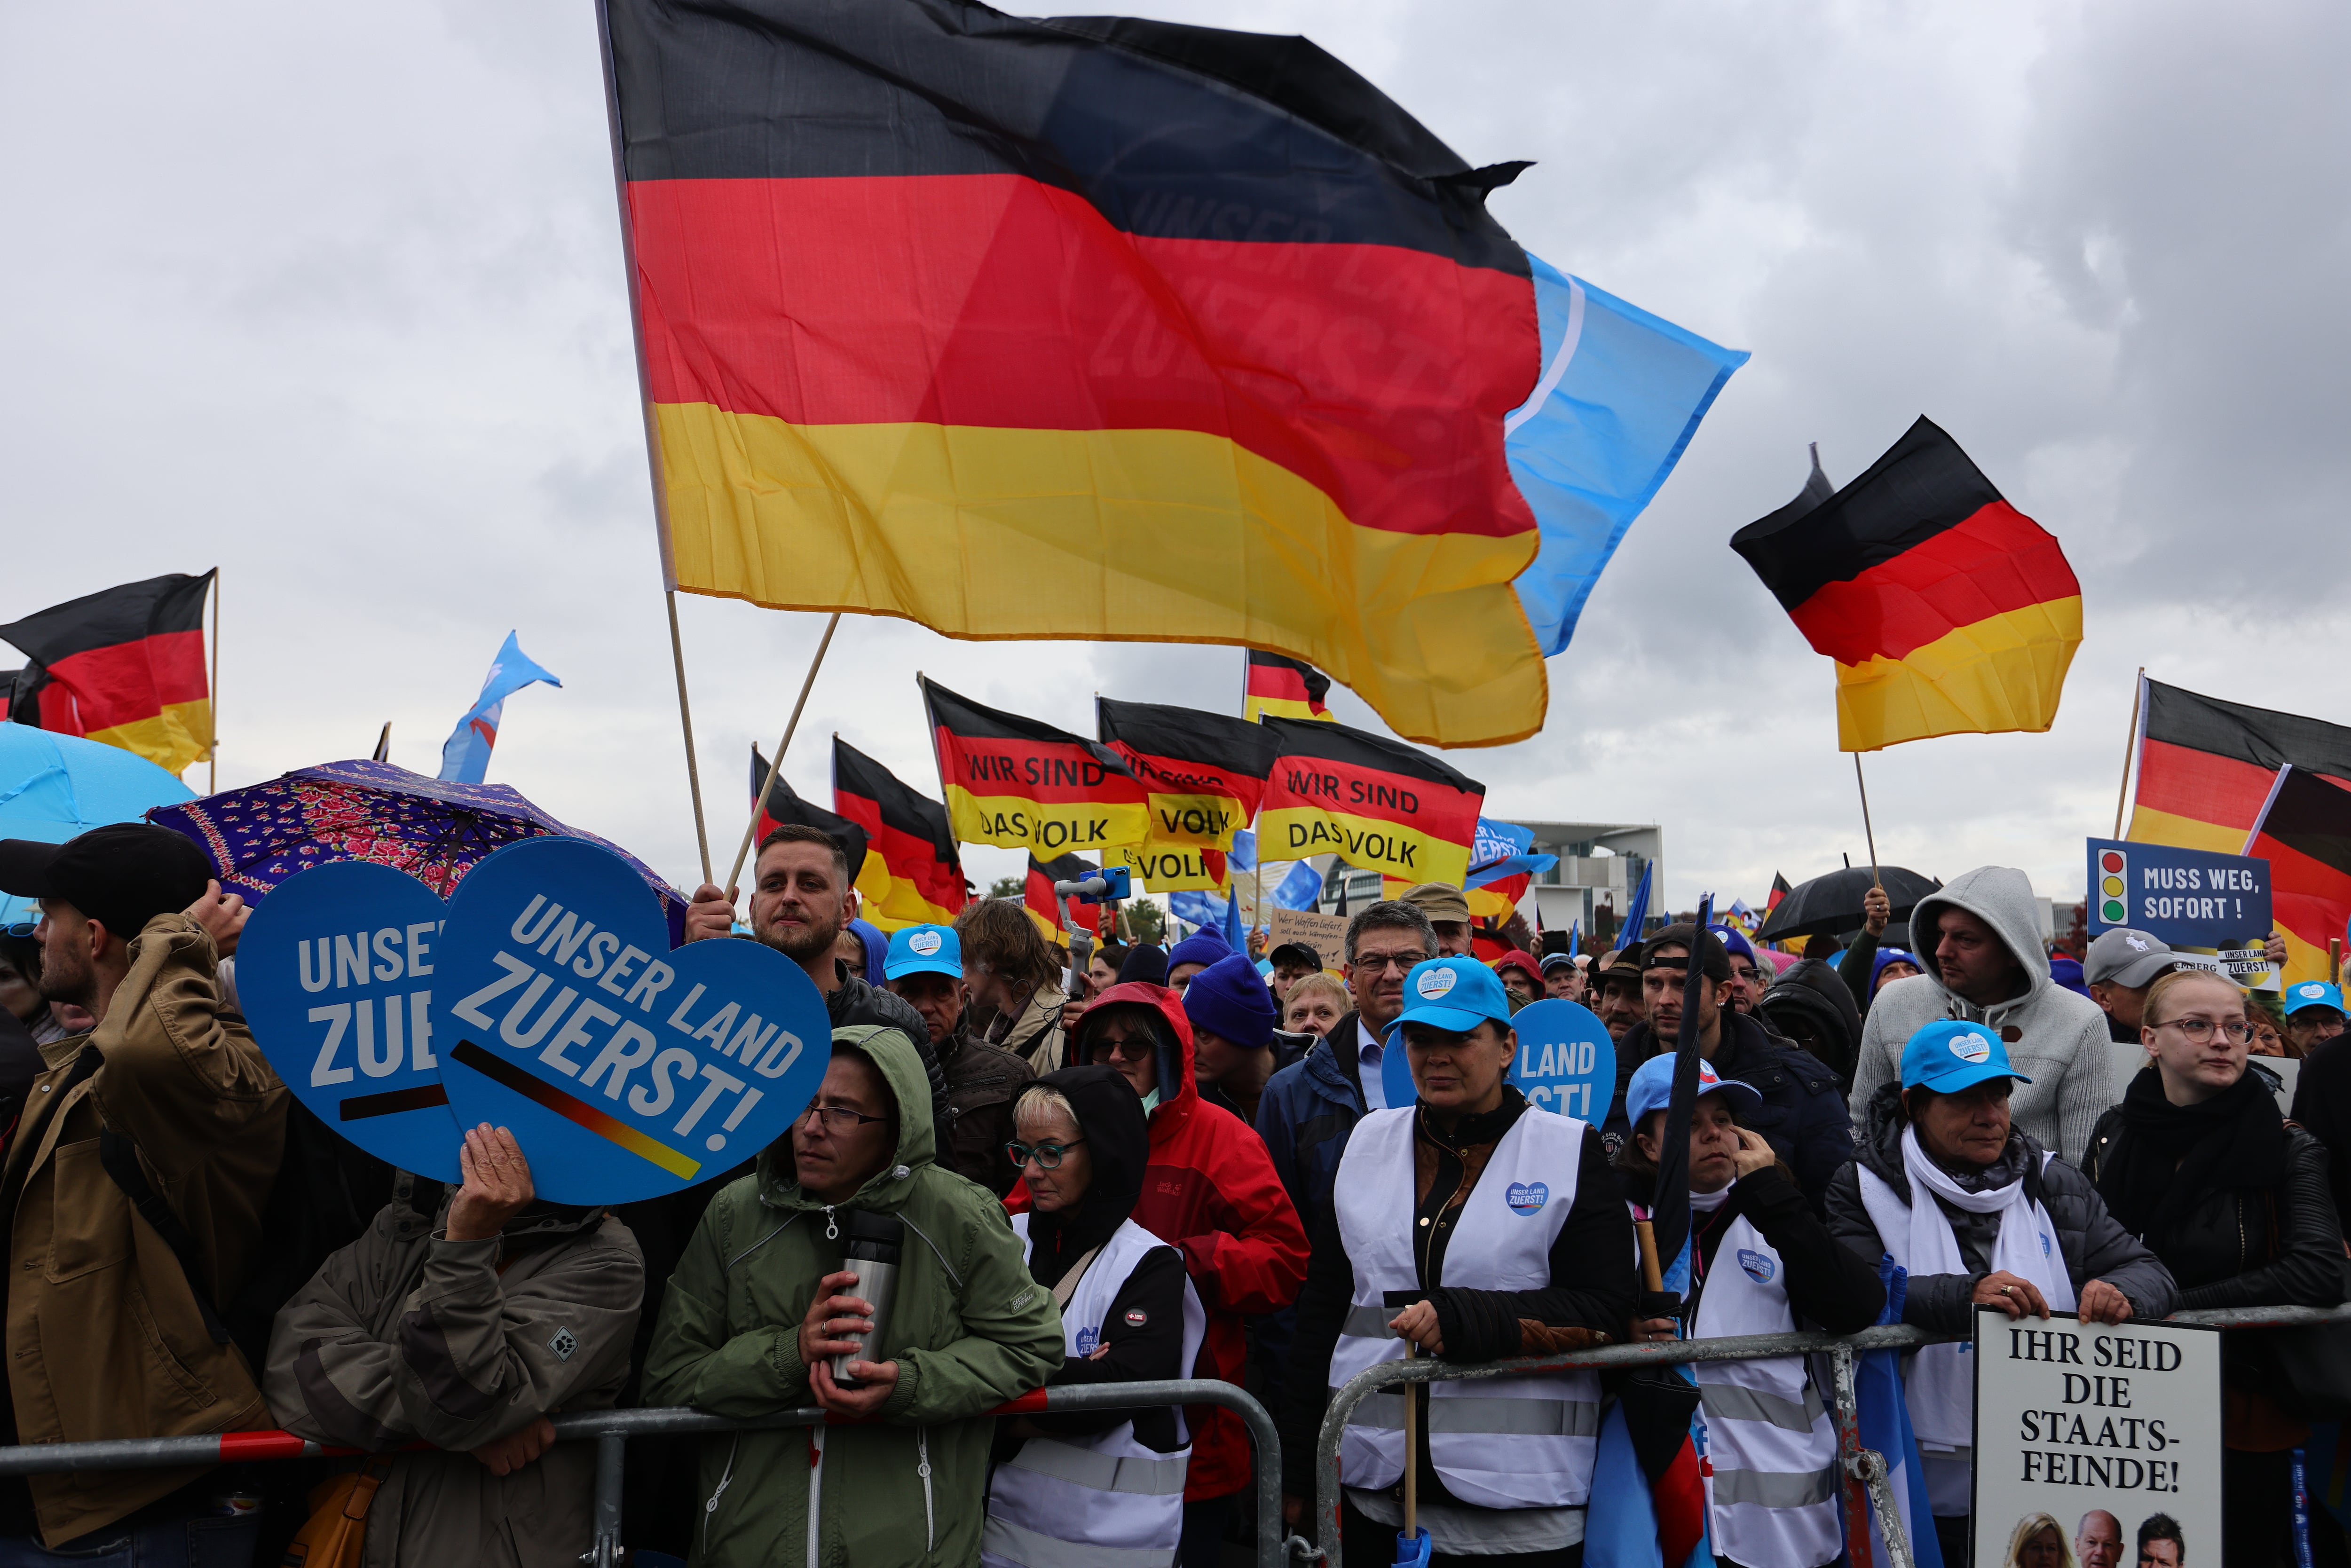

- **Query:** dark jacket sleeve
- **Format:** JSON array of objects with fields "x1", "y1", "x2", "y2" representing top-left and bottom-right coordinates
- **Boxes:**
[
  {"x1": 1788, "y1": 1074, "x2": 1857, "y2": 1213},
  {"x1": 1255, "y1": 1069, "x2": 1307, "y2": 1223},
  {"x1": 1736, "y1": 1164, "x2": 1885, "y2": 1333},
  {"x1": 1278, "y1": 1202, "x2": 1357, "y2": 1502},
  {"x1": 1822, "y1": 1162, "x2": 1980, "y2": 1332},
  {"x1": 2291, "y1": 1046, "x2": 2351, "y2": 1221},
  {"x1": 2177, "y1": 1129, "x2": 2347, "y2": 1312},
  {"x1": 2043, "y1": 1157, "x2": 2180, "y2": 1320},
  {"x1": 1432, "y1": 1127, "x2": 1634, "y2": 1363},
  {"x1": 1838, "y1": 930, "x2": 1883, "y2": 1013},
  {"x1": 1030, "y1": 1245, "x2": 1190, "y2": 1437}
]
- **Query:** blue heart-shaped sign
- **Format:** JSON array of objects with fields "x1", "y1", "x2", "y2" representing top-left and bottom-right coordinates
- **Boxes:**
[
  {"x1": 1380, "y1": 998, "x2": 1616, "y2": 1126},
  {"x1": 237, "y1": 860, "x2": 464, "y2": 1181},
  {"x1": 434, "y1": 836, "x2": 828, "y2": 1205}
]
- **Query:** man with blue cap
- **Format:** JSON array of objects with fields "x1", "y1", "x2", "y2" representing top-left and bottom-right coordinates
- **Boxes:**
[
  {"x1": 1827, "y1": 1018, "x2": 2175, "y2": 1567},
  {"x1": 2283, "y1": 978, "x2": 2347, "y2": 1059},
  {"x1": 2286, "y1": 980, "x2": 2351, "y2": 1218},
  {"x1": 1165, "y1": 929, "x2": 1232, "y2": 994},
  {"x1": 1278, "y1": 955, "x2": 1635, "y2": 1563},
  {"x1": 885, "y1": 923, "x2": 1034, "y2": 1197}
]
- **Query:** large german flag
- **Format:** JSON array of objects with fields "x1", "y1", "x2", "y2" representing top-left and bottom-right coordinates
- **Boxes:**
[
  {"x1": 604, "y1": 0, "x2": 1548, "y2": 749},
  {"x1": 750, "y1": 744, "x2": 869, "y2": 897},
  {"x1": 832, "y1": 736, "x2": 966, "y2": 930},
  {"x1": 925, "y1": 678, "x2": 1149, "y2": 857},
  {"x1": 1730, "y1": 419, "x2": 2081, "y2": 752},
  {"x1": 1097, "y1": 697, "x2": 1271, "y2": 852},
  {"x1": 2126, "y1": 678, "x2": 2351, "y2": 856},
  {"x1": 1258, "y1": 716, "x2": 1482, "y2": 885},
  {"x1": 2246, "y1": 767, "x2": 2351, "y2": 987},
  {"x1": 0, "y1": 572, "x2": 214, "y2": 773},
  {"x1": 1242, "y1": 651, "x2": 1336, "y2": 725}
]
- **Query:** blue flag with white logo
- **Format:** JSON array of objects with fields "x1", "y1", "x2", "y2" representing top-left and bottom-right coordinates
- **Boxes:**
[
  {"x1": 437, "y1": 632, "x2": 562, "y2": 784},
  {"x1": 1506, "y1": 256, "x2": 1747, "y2": 654}
]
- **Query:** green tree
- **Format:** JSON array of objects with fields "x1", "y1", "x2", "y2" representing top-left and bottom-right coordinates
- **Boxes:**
[
  {"x1": 987, "y1": 875, "x2": 1023, "y2": 901},
  {"x1": 1122, "y1": 898, "x2": 1167, "y2": 946}
]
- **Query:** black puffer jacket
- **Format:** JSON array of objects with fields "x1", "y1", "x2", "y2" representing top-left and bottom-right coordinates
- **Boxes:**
[
  {"x1": 1824, "y1": 1081, "x2": 2179, "y2": 1332},
  {"x1": 1756, "y1": 959, "x2": 1862, "y2": 1093},
  {"x1": 2079, "y1": 1089, "x2": 2344, "y2": 1314},
  {"x1": 1623, "y1": 1012, "x2": 1853, "y2": 1213}
]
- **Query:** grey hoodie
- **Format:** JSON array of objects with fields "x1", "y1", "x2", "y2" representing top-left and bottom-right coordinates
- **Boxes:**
[{"x1": 1847, "y1": 867, "x2": 2112, "y2": 1163}]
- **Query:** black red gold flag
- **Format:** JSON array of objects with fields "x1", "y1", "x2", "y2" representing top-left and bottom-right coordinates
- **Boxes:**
[
  {"x1": 832, "y1": 736, "x2": 966, "y2": 931},
  {"x1": 604, "y1": 0, "x2": 1548, "y2": 748},
  {"x1": 1257, "y1": 716, "x2": 1483, "y2": 885},
  {"x1": 1025, "y1": 852, "x2": 1101, "y2": 942},
  {"x1": 749, "y1": 745, "x2": 869, "y2": 899},
  {"x1": 1242, "y1": 651, "x2": 1335, "y2": 725},
  {"x1": 923, "y1": 678, "x2": 1148, "y2": 857},
  {"x1": 0, "y1": 572, "x2": 214, "y2": 772},
  {"x1": 1731, "y1": 419, "x2": 2081, "y2": 751},
  {"x1": 2126, "y1": 677, "x2": 2351, "y2": 857},
  {"x1": 1097, "y1": 697, "x2": 1271, "y2": 852},
  {"x1": 2245, "y1": 766, "x2": 2351, "y2": 986}
]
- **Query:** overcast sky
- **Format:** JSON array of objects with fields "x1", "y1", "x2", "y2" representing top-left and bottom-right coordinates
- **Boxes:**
[{"x1": 5, "y1": 0, "x2": 2344, "y2": 913}]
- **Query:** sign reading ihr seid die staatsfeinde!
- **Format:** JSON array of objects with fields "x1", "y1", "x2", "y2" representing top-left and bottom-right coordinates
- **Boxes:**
[{"x1": 1972, "y1": 1307, "x2": 2220, "y2": 1568}]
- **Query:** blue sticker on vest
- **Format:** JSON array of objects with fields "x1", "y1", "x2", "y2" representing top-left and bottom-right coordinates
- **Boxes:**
[
  {"x1": 2040, "y1": 1231, "x2": 2053, "y2": 1256},
  {"x1": 1737, "y1": 1247, "x2": 1775, "y2": 1284},
  {"x1": 1506, "y1": 1181, "x2": 1548, "y2": 1215},
  {"x1": 1074, "y1": 1326, "x2": 1100, "y2": 1357}
]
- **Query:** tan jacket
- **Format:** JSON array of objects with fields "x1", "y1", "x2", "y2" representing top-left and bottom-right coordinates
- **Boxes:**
[
  {"x1": 0, "y1": 914, "x2": 288, "y2": 1544},
  {"x1": 264, "y1": 1196, "x2": 643, "y2": 1568},
  {"x1": 989, "y1": 983, "x2": 1070, "y2": 1075}
]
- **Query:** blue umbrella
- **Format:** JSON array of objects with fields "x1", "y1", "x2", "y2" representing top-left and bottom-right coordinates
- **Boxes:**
[{"x1": 0, "y1": 723, "x2": 197, "y2": 922}]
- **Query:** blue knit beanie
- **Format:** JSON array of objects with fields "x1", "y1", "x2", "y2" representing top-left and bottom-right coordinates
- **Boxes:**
[
  {"x1": 1166, "y1": 930, "x2": 1234, "y2": 973},
  {"x1": 1182, "y1": 951, "x2": 1278, "y2": 1049}
]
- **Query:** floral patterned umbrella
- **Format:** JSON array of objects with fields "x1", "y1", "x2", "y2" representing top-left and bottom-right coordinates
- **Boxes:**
[{"x1": 149, "y1": 759, "x2": 687, "y2": 944}]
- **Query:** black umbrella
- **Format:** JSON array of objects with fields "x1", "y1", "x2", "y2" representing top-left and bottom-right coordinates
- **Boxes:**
[{"x1": 1753, "y1": 865, "x2": 1941, "y2": 942}]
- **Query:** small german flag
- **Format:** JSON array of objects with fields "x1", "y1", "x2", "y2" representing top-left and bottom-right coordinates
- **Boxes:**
[
  {"x1": 1731, "y1": 419, "x2": 2081, "y2": 752},
  {"x1": 1025, "y1": 852, "x2": 1101, "y2": 943},
  {"x1": 2126, "y1": 677, "x2": 2351, "y2": 858},
  {"x1": 2246, "y1": 766, "x2": 2351, "y2": 987},
  {"x1": 832, "y1": 736, "x2": 966, "y2": 931},
  {"x1": 750, "y1": 744, "x2": 869, "y2": 899},
  {"x1": 1097, "y1": 697, "x2": 1272, "y2": 852},
  {"x1": 607, "y1": 0, "x2": 1549, "y2": 749},
  {"x1": 0, "y1": 572, "x2": 214, "y2": 773},
  {"x1": 1242, "y1": 651, "x2": 1336, "y2": 725},
  {"x1": 923, "y1": 678, "x2": 1148, "y2": 858},
  {"x1": 1258, "y1": 717, "x2": 1483, "y2": 885}
]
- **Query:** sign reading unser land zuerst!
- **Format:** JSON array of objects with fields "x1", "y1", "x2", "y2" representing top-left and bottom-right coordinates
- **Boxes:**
[{"x1": 1972, "y1": 1307, "x2": 2220, "y2": 1568}]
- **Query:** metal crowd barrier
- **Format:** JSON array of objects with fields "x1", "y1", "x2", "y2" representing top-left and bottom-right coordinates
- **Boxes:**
[
  {"x1": 0, "y1": 1378, "x2": 1283, "y2": 1568},
  {"x1": 1302, "y1": 1303, "x2": 2351, "y2": 1568}
]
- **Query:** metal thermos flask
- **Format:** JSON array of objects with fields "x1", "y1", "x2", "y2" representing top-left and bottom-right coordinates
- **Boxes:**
[{"x1": 830, "y1": 1210, "x2": 905, "y2": 1386}]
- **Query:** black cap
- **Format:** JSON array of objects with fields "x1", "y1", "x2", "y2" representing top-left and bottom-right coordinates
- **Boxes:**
[
  {"x1": 0, "y1": 824, "x2": 214, "y2": 940},
  {"x1": 1640, "y1": 922, "x2": 1733, "y2": 984},
  {"x1": 1268, "y1": 942, "x2": 1322, "y2": 971}
]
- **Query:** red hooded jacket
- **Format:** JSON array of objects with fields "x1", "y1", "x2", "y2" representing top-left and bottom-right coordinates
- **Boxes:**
[{"x1": 1006, "y1": 981, "x2": 1309, "y2": 1500}]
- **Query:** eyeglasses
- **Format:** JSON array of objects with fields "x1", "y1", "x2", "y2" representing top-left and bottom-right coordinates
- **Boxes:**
[
  {"x1": 801, "y1": 1103, "x2": 888, "y2": 1133},
  {"x1": 1351, "y1": 952, "x2": 1425, "y2": 974},
  {"x1": 1005, "y1": 1138, "x2": 1086, "y2": 1170},
  {"x1": 2, "y1": 921, "x2": 35, "y2": 939},
  {"x1": 2158, "y1": 1017, "x2": 2255, "y2": 1045},
  {"x1": 1087, "y1": 1037, "x2": 1154, "y2": 1064}
]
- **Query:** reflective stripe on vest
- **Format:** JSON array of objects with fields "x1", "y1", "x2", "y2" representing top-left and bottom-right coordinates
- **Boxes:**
[
  {"x1": 1691, "y1": 1211, "x2": 1843, "y2": 1568},
  {"x1": 1327, "y1": 1106, "x2": 1601, "y2": 1510},
  {"x1": 983, "y1": 1216, "x2": 1207, "y2": 1568}
]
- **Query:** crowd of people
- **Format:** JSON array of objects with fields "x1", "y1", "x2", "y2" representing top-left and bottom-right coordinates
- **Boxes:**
[{"x1": 0, "y1": 819, "x2": 2346, "y2": 1567}]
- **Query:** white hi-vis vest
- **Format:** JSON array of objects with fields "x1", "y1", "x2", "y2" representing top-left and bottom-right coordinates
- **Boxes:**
[
  {"x1": 1690, "y1": 1213, "x2": 1843, "y2": 1568},
  {"x1": 982, "y1": 1216, "x2": 1207, "y2": 1568},
  {"x1": 1328, "y1": 1106, "x2": 1601, "y2": 1510}
]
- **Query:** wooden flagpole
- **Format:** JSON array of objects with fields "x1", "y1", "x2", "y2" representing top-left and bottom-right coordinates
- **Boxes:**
[
  {"x1": 2114, "y1": 666, "x2": 2146, "y2": 840},
  {"x1": 666, "y1": 593, "x2": 713, "y2": 887},
  {"x1": 206, "y1": 569, "x2": 221, "y2": 794},
  {"x1": 1853, "y1": 753, "x2": 1880, "y2": 892},
  {"x1": 725, "y1": 613, "x2": 842, "y2": 897}
]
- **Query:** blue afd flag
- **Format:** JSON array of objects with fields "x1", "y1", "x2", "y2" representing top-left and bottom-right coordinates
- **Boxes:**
[
  {"x1": 1266, "y1": 859, "x2": 1324, "y2": 913},
  {"x1": 1507, "y1": 256, "x2": 1747, "y2": 654},
  {"x1": 1859, "y1": 1258, "x2": 1944, "y2": 1568},
  {"x1": 1615, "y1": 861, "x2": 1653, "y2": 951},
  {"x1": 438, "y1": 632, "x2": 561, "y2": 784}
]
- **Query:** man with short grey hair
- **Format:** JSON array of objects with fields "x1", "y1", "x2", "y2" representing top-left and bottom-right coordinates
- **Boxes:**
[{"x1": 2084, "y1": 927, "x2": 2184, "y2": 1043}]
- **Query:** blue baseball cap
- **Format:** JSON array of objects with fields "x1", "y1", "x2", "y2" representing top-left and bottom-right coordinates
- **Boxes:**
[
  {"x1": 1386, "y1": 955, "x2": 1515, "y2": 1040},
  {"x1": 884, "y1": 924, "x2": 962, "y2": 981},
  {"x1": 1623, "y1": 1053, "x2": 1762, "y2": 1128},
  {"x1": 1706, "y1": 923, "x2": 1757, "y2": 962},
  {"x1": 1900, "y1": 1019, "x2": 2034, "y2": 1094},
  {"x1": 2285, "y1": 981, "x2": 2346, "y2": 1017}
]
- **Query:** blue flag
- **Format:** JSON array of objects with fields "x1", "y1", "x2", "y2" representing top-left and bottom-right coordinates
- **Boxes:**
[
  {"x1": 1267, "y1": 859, "x2": 1325, "y2": 913},
  {"x1": 1507, "y1": 256, "x2": 1747, "y2": 654},
  {"x1": 437, "y1": 632, "x2": 562, "y2": 784},
  {"x1": 1615, "y1": 861, "x2": 1654, "y2": 951},
  {"x1": 1858, "y1": 1258, "x2": 1944, "y2": 1568}
]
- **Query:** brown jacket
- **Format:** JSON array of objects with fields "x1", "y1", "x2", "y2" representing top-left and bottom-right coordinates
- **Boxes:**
[
  {"x1": 939, "y1": 1026, "x2": 1034, "y2": 1197},
  {"x1": 265, "y1": 1196, "x2": 642, "y2": 1568},
  {"x1": 0, "y1": 914, "x2": 288, "y2": 1544},
  {"x1": 988, "y1": 984, "x2": 1070, "y2": 1075}
]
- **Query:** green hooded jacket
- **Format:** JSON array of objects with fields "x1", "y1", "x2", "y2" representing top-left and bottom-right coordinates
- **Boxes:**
[{"x1": 642, "y1": 1024, "x2": 1065, "y2": 1567}]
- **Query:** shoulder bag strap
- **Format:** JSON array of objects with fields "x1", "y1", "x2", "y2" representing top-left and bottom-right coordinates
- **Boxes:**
[
  {"x1": 97, "y1": 1126, "x2": 232, "y2": 1344},
  {"x1": 1050, "y1": 1244, "x2": 1106, "y2": 1310}
]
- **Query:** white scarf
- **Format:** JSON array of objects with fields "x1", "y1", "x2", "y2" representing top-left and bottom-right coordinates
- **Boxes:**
[{"x1": 1856, "y1": 1126, "x2": 2074, "y2": 1450}]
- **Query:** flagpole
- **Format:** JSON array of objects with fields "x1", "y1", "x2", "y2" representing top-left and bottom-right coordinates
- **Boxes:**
[
  {"x1": 726, "y1": 611, "x2": 842, "y2": 896},
  {"x1": 667, "y1": 593, "x2": 713, "y2": 886},
  {"x1": 206, "y1": 568, "x2": 220, "y2": 794},
  {"x1": 1852, "y1": 753, "x2": 1881, "y2": 891},
  {"x1": 2114, "y1": 666, "x2": 2146, "y2": 840}
]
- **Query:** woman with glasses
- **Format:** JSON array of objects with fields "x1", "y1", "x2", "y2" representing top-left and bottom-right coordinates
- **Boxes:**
[
  {"x1": 2081, "y1": 968, "x2": 2346, "y2": 1568},
  {"x1": 986, "y1": 1067, "x2": 1206, "y2": 1568}
]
